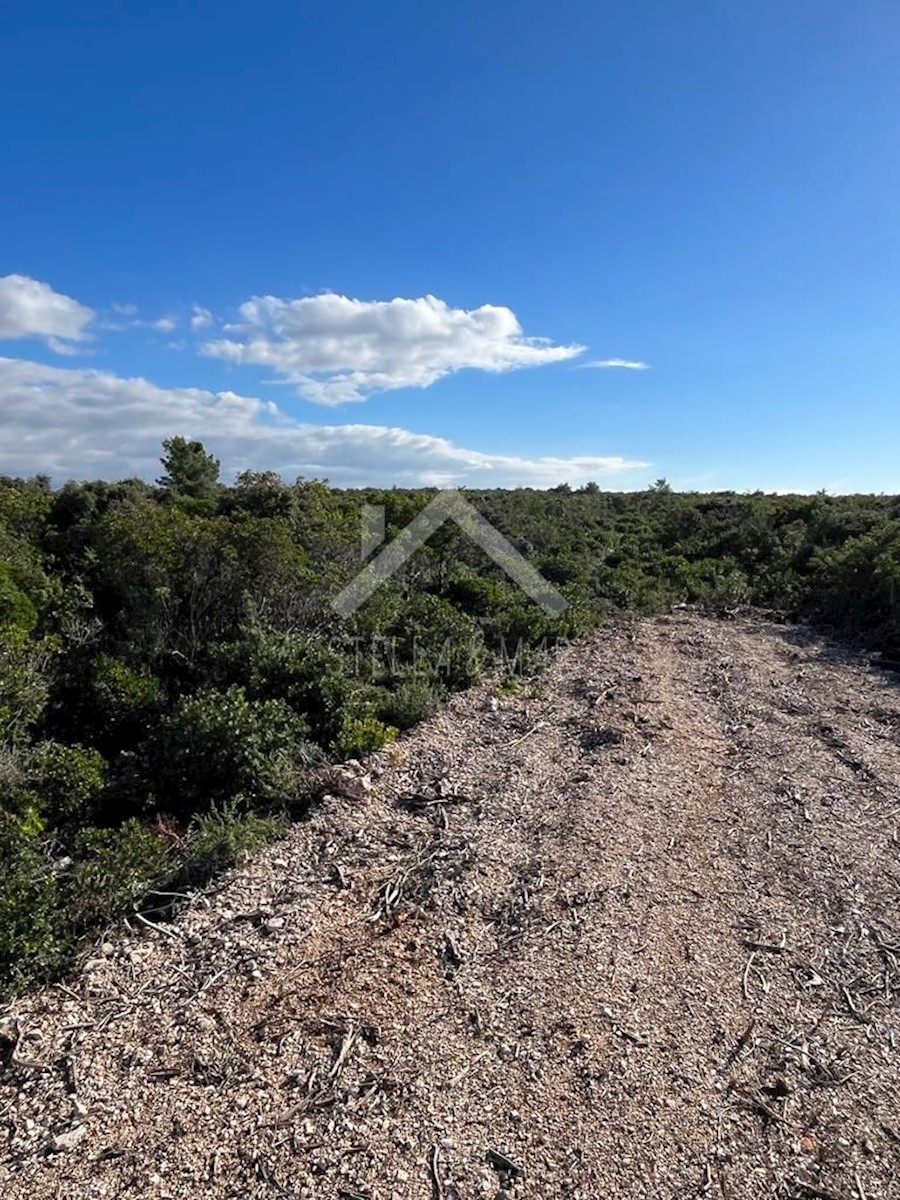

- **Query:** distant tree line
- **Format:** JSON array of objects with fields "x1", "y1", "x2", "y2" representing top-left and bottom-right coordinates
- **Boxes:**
[{"x1": 1, "y1": 437, "x2": 898, "y2": 996}]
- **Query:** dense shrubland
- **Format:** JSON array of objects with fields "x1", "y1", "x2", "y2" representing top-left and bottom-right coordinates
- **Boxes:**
[{"x1": 1, "y1": 439, "x2": 898, "y2": 996}]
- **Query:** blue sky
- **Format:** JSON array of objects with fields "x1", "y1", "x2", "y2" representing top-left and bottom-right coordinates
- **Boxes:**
[{"x1": 1, "y1": 0, "x2": 898, "y2": 490}]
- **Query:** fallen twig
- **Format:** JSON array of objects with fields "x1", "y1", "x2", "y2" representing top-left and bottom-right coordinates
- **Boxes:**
[
  {"x1": 429, "y1": 1143, "x2": 443, "y2": 1200},
  {"x1": 742, "y1": 934, "x2": 787, "y2": 954},
  {"x1": 131, "y1": 911, "x2": 185, "y2": 943},
  {"x1": 742, "y1": 950, "x2": 756, "y2": 1001},
  {"x1": 329, "y1": 1023, "x2": 358, "y2": 1081},
  {"x1": 503, "y1": 721, "x2": 547, "y2": 748}
]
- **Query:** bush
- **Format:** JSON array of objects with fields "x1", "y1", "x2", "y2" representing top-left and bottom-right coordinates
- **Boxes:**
[
  {"x1": 180, "y1": 800, "x2": 286, "y2": 882},
  {"x1": 0, "y1": 627, "x2": 54, "y2": 742},
  {"x1": 0, "y1": 806, "x2": 59, "y2": 993},
  {"x1": 88, "y1": 655, "x2": 162, "y2": 746},
  {"x1": 808, "y1": 523, "x2": 900, "y2": 653},
  {"x1": 241, "y1": 631, "x2": 352, "y2": 748},
  {"x1": 153, "y1": 685, "x2": 317, "y2": 813},
  {"x1": 385, "y1": 593, "x2": 485, "y2": 689},
  {"x1": 446, "y1": 571, "x2": 507, "y2": 616},
  {"x1": 27, "y1": 741, "x2": 107, "y2": 826},
  {"x1": 377, "y1": 677, "x2": 444, "y2": 730},
  {"x1": 0, "y1": 563, "x2": 38, "y2": 633},
  {"x1": 65, "y1": 819, "x2": 170, "y2": 932},
  {"x1": 335, "y1": 713, "x2": 398, "y2": 759}
]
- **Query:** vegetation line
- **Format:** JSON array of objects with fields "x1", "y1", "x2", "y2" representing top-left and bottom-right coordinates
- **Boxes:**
[{"x1": 2, "y1": 438, "x2": 898, "y2": 998}]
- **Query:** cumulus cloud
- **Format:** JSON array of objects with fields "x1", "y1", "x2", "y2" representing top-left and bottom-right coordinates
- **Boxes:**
[
  {"x1": 0, "y1": 356, "x2": 648, "y2": 488},
  {"x1": 0, "y1": 274, "x2": 94, "y2": 350},
  {"x1": 191, "y1": 305, "x2": 213, "y2": 330},
  {"x1": 202, "y1": 292, "x2": 585, "y2": 404},
  {"x1": 580, "y1": 358, "x2": 650, "y2": 370}
]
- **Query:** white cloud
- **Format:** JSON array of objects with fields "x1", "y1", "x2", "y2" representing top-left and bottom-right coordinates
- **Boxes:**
[
  {"x1": 103, "y1": 310, "x2": 178, "y2": 333},
  {"x1": 202, "y1": 292, "x2": 585, "y2": 404},
  {"x1": 0, "y1": 356, "x2": 648, "y2": 488},
  {"x1": 191, "y1": 305, "x2": 213, "y2": 330},
  {"x1": 0, "y1": 274, "x2": 93, "y2": 349},
  {"x1": 580, "y1": 358, "x2": 650, "y2": 370}
]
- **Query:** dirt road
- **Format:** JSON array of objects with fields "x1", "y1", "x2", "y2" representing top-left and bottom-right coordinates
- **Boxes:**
[{"x1": 3, "y1": 614, "x2": 900, "y2": 1198}]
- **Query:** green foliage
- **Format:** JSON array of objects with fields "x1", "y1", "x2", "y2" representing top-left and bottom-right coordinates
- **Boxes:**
[
  {"x1": 377, "y1": 677, "x2": 444, "y2": 730},
  {"x1": 64, "y1": 819, "x2": 170, "y2": 932},
  {"x1": 180, "y1": 801, "x2": 286, "y2": 881},
  {"x1": 153, "y1": 685, "x2": 315, "y2": 813},
  {"x1": 2, "y1": 439, "x2": 900, "y2": 1000},
  {"x1": 336, "y1": 713, "x2": 398, "y2": 759},
  {"x1": 0, "y1": 562, "x2": 38, "y2": 633},
  {"x1": 228, "y1": 470, "x2": 294, "y2": 520},
  {"x1": 670, "y1": 556, "x2": 752, "y2": 610},
  {"x1": 0, "y1": 806, "x2": 59, "y2": 992},
  {"x1": 87, "y1": 655, "x2": 162, "y2": 745},
  {"x1": 385, "y1": 592, "x2": 485, "y2": 689},
  {"x1": 239, "y1": 630, "x2": 352, "y2": 747},
  {"x1": 157, "y1": 436, "x2": 221, "y2": 498},
  {"x1": 809, "y1": 522, "x2": 900, "y2": 653},
  {"x1": 0, "y1": 627, "x2": 54, "y2": 742},
  {"x1": 447, "y1": 570, "x2": 508, "y2": 617},
  {"x1": 27, "y1": 741, "x2": 107, "y2": 826}
]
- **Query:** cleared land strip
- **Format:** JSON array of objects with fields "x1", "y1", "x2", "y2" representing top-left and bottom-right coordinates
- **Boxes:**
[{"x1": 2, "y1": 614, "x2": 900, "y2": 1199}]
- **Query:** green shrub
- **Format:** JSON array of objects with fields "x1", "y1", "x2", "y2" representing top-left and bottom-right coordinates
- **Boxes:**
[
  {"x1": 0, "y1": 806, "x2": 59, "y2": 993},
  {"x1": 335, "y1": 713, "x2": 398, "y2": 759},
  {"x1": 153, "y1": 685, "x2": 317, "y2": 813},
  {"x1": 377, "y1": 677, "x2": 444, "y2": 730},
  {"x1": 241, "y1": 631, "x2": 352, "y2": 747},
  {"x1": 0, "y1": 627, "x2": 54, "y2": 742},
  {"x1": 671, "y1": 556, "x2": 752, "y2": 610},
  {"x1": 65, "y1": 819, "x2": 170, "y2": 932},
  {"x1": 89, "y1": 655, "x2": 162, "y2": 743},
  {"x1": 27, "y1": 741, "x2": 107, "y2": 825},
  {"x1": 0, "y1": 563, "x2": 38, "y2": 633},
  {"x1": 386, "y1": 593, "x2": 485, "y2": 689},
  {"x1": 808, "y1": 523, "x2": 900, "y2": 652},
  {"x1": 181, "y1": 800, "x2": 285, "y2": 881},
  {"x1": 446, "y1": 571, "x2": 507, "y2": 616}
]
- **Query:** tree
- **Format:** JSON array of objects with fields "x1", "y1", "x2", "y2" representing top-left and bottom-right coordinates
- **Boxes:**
[
  {"x1": 157, "y1": 437, "x2": 221, "y2": 498},
  {"x1": 229, "y1": 470, "x2": 293, "y2": 519}
]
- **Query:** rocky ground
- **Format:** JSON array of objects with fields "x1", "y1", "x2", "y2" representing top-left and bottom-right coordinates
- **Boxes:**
[{"x1": 2, "y1": 613, "x2": 900, "y2": 1199}]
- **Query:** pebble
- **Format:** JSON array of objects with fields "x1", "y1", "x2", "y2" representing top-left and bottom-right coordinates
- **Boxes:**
[{"x1": 51, "y1": 1124, "x2": 86, "y2": 1152}]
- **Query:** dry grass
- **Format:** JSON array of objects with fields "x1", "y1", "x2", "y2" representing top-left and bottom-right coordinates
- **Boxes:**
[{"x1": 2, "y1": 613, "x2": 900, "y2": 1198}]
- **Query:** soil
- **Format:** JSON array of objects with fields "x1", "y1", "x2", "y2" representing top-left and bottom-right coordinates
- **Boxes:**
[{"x1": 2, "y1": 613, "x2": 900, "y2": 1199}]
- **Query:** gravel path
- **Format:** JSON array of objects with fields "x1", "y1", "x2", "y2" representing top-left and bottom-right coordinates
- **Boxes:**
[{"x1": 3, "y1": 614, "x2": 900, "y2": 1199}]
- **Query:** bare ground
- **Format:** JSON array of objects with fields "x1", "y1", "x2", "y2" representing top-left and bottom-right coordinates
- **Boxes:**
[{"x1": 3, "y1": 613, "x2": 900, "y2": 1199}]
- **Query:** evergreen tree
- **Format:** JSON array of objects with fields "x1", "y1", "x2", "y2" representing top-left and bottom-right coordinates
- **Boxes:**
[{"x1": 157, "y1": 437, "x2": 221, "y2": 498}]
